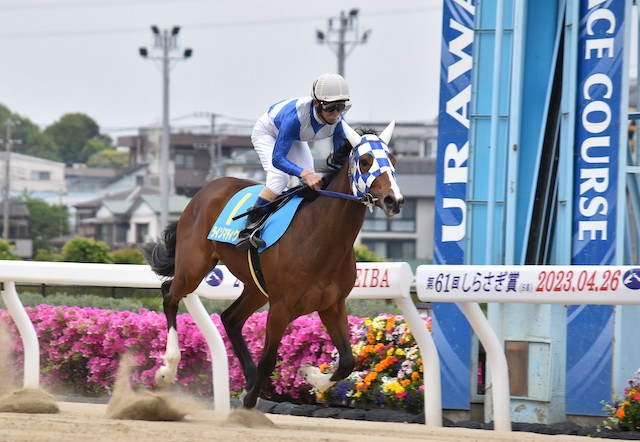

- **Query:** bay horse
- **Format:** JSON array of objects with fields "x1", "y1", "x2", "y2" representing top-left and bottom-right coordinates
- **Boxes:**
[{"x1": 142, "y1": 120, "x2": 404, "y2": 408}]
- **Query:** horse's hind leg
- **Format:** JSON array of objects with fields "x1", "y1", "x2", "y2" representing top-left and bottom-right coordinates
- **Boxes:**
[
  {"x1": 156, "y1": 256, "x2": 219, "y2": 387},
  {"x1": 221, "y1": 288, "x2": 267, "y2": 393},
  {"x1": 155, "y1": 280, "x2": 181, "y2": 386}
]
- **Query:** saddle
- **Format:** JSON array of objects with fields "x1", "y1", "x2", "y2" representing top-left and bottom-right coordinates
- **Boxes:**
[{"x1": 207, "y1": 185, "x2": 310, "y2": 252}]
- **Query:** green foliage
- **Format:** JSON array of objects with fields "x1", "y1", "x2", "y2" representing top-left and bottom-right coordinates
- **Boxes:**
[
  {"x1": 33, "y1": 248, "x2": 63, "y2": 262},
  {"x1": 0, "y1": 108, "x2": 61, "y2": 162},
  {"x1": 354, "y1": 244, "x2": 385, "y2": 262},
  {"x1": 86, "y1": 148, "x2": 129, "y2": 169},
  {"x1": 23, "y1": 195, "x2": 70, "y2": 255},
  {"x1": 61, "y1": 237, "x2": 114, "y2": 263},
  {"x1": 44, "y1": 113, "x2": 111, "y2": 165},
  {"x1": 0, "y1": 239, "x2": 21, "y2": 260},
  {"x1": 0, "y1": 291, "x2": 146, "y2": 311},
  {"x1": 111, "y1": 247, "x2": 146, "y2": 264}
]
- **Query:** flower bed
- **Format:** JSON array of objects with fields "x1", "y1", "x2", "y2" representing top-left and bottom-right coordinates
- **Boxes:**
[
  {"x1": 0, "y1": 305, "x2": 430, "y2": 413},
  {"x1": 601, "y1": 369, "x2": 640, "y2": 433}
]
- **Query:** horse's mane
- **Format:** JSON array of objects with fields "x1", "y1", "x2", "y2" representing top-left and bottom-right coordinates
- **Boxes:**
[{"x1": 318, "y1": 127, "x2": 379, "y2": 189}]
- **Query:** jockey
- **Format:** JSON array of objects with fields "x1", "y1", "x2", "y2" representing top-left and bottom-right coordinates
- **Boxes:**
[{"x1": 236, "y1": 72, "x2": 351, "y2": 251}]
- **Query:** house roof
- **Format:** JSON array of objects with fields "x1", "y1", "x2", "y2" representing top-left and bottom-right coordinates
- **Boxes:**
[
  {"x1": 0, "y1": 200, "x2": 30, "y2": 217},
  {"x1": 73, "y1": 186, "x2": 159, "y2": 208},
  {"x1": 137, "y1": 194, "x2": 191, "y2": 214}
]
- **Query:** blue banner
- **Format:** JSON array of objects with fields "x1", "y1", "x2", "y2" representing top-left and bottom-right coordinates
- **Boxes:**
[
  {"x1": 433, "y1": 0, "x2": 475, "y2": 410},
  {"x1": 568, "y1": 0, "x2": 625, "y2": 415}
]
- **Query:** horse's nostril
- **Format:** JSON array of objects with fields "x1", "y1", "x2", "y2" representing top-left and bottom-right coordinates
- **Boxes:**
[{"x1": 384, "y1": 196, "x2": 395, "y2": 207}]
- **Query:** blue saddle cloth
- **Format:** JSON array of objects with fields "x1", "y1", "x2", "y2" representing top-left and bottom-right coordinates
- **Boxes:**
[{"x1": 207, "y1": 185, "x2": 305, "y2": 252}]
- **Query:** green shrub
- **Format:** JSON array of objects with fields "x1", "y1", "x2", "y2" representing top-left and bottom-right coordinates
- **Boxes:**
[
  {"x1": 0, "y1": 239, "x2": 21, "y2": 260},
  {"x1": 62, "y1": 237, "x2": 113, "y2": 263},
  {"x1": 112, "y1": 247, "x2": 146, "y2": 264},
  {"x1": 33, "y1": 248, "x2": 63, "y2": 261},
  {"x1": 354, "y1": 244, "x2": 385, "y2": 262}
]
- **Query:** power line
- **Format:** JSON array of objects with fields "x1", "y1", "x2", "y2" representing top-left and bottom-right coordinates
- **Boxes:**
[
  {"x1": 0, "y1": 0, "x2": 211, "y2": 11},
  {"x1": 0, "y1": 7, "x2": 438, "y2": 40}
]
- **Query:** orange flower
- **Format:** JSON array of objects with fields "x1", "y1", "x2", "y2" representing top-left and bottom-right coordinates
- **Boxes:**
[
  {"x1": 364, "y1": 372, "x2": 378, "y2": 385},
  {"x1": 616, "y1": 407, "x2": 626, "y2": 419},
  {"x1": 386, "y1": 316, "x2": 396, "y2": 332},
  {"x1": 411, "y1": 371, "x2": 421, "y2": 382}
]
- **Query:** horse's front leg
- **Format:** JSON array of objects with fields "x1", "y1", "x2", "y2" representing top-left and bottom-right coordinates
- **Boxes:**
[
  {"x1": 299, "y1": 301, "x2": 355, "y2": 391},
  {"x1": 155, "y1": 280, "x2": 181, "y2": 387},
  {"x1": 242, "y1": 306, "x2": 290, "y2": 408}
]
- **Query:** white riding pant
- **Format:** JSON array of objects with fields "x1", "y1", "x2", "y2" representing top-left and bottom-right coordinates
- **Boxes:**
[{"x1": 252, "y1": 114, "x2": 315, "y2": 195}]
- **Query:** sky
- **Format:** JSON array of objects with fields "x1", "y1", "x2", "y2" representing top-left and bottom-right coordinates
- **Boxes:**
[{"x1": 0, "y1": 0, "x2": 443, "y2": 140}]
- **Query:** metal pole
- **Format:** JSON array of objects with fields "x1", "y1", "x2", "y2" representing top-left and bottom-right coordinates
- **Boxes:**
[
  {"x1": 140, "y1": 26, "x2": 192, "y2": 231},
  {"x1": 160, "y1": 30, "x2": 170, "y2": 231},
  {"x1": 337, "y1": 11, "x2": 347, "y2": 77},
  {"x1": 317, "y1": 9, "x2": 370, "y2": 79},
  {"x1": 3, "y1": 119, "x2": 12, "y2": 240}
]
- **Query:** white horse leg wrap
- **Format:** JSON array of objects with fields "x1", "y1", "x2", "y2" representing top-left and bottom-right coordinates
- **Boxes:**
[{"x1": 155, "y1": 327, "x2": 180, "y2": 387}]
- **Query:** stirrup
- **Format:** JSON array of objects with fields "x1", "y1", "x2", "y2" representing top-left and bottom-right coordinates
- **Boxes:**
[
  {"x1": 236, "y1": 229, "x2": 265, "y2": 251},
  {"x1": 248, "y1": 230, "x2": 266, "y2": 248}
]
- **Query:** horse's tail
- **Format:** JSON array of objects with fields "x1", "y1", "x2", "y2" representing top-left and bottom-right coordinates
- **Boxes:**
[{"x1": 141, "y1": 222, "x2": 178, "y2": 277}]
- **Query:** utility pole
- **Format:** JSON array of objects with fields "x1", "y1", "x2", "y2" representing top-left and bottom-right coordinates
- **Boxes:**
[
  {"x1": 139, "y1": 26, "x2": 193, "y2": 230},
  {"x1": 2, "y1": 119, "x2": 19, "y2": 240},
  {"x1": 316, "y1": 9, "x2": 371, "y2": 77}
]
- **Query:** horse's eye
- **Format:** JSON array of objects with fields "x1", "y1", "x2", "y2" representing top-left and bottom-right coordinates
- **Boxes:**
[{"x1": 359, "y1": 155, "x2": 372, "y2": 172}]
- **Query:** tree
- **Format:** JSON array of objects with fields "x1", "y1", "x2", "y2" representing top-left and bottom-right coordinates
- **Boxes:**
[
  {"x1": 87, "y1": 148, "x2": 129, "y2": 169},
  {"x1": 44, "y1": 113, "x2": 111, "y2": 165},
  {"x1": 23, "y1": 195, "x2": 70, "y2": 255},
  {"x1": 0, "y1": 105, "x2": 61, "y2": 162},
  {"x1": 62, "y1": 237, "x2": 113, "y2": 263}
]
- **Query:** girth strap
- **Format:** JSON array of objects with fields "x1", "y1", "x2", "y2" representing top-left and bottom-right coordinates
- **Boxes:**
[{"x1": 247, "y1": 248, "x2": 269, "y2": 298}]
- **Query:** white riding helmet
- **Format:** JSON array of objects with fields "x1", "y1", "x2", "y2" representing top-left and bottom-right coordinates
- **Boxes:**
[{"x1": 311, "y1": 73, "x2": 350, "y2": 103}]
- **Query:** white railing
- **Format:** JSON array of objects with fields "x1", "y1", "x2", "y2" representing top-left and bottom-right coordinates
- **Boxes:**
[
  {"x1": 416, "y1": 264, "x2": 640, "y2": 433},
  {"x1": 0, "y1": 260, "x2": 441, "y2": 427}
]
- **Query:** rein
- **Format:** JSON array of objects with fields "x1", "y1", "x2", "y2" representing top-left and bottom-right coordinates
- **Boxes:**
[{"x1": 315, "y1": 188, "x2": 378, "y2": 210}]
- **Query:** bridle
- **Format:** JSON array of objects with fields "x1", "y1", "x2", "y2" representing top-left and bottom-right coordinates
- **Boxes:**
[{"x1": 347, "y1": 135, "x2": 396, "y2": 211}]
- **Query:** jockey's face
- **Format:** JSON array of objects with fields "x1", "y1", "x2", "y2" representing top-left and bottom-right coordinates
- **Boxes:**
[
  {"x1": 321, "y1": 107, "x2": 342, "y2": 124},
  {"x1": 314, "y1": 99, "x2": 345, "y2": 125}
]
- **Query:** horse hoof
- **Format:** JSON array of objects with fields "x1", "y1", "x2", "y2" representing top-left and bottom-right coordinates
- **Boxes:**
[
  {"x1": 154, "y1": 366, "x2": 176, "y2": 387},
  {"x1": 298, "y1": 366, "x2": 336, "y2": 391}
]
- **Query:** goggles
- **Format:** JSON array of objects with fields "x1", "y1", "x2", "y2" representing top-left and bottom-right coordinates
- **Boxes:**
[{"x1": 320, "y1": 101, "x2": 347, "y2": 113}]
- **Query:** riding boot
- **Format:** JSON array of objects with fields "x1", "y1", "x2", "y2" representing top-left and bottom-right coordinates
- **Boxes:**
[{"x1": 236, "y1": 197, "x2": 270, "y2": 251}]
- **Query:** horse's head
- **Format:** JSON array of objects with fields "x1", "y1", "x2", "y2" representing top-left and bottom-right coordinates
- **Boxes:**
[{"x1": 342, "y1": 120, "x2": 404, "y2": 216}]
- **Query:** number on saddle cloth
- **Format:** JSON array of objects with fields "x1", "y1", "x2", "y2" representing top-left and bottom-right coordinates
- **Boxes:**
[{"x1": 207, "y1": 185, "x2": 306, "y2": 252}]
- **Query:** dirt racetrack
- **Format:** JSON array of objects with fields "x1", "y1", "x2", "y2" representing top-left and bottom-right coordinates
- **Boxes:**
[{"x1": 0, "y1": 400, "x2": 604, "y2": 442}]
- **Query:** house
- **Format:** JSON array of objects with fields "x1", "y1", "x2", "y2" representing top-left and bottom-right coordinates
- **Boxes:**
[
  {"x1": 75, "y1": 187, "x2": 190, "y2": 247},
  {"x1": 0, "y1": 152, "x2": 67, "y2": 257},
  {"x1": 0, "y1": 200, "x2": 32, "y2": 258}
]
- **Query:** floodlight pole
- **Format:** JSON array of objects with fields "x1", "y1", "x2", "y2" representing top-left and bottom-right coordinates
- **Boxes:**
[
  {"x1": 316, "y1": 9, "x2": 371, "y2": 77},
  {"x1": 139, "y1": 26, "x2": 193, "y2": 230}
]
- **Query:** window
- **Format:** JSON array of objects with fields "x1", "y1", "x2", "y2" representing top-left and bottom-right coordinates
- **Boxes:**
[
  {"x1": 361, "y1": 239, "x2": 416, "y2": 260},
  {"x1": 115, "y1": 223, "x2": 128, "y2": 244},
  {"x1": 135, "y1": 175, "x2": 145, "y2": 186},
  {"x1": 31, "y1": 171, "x2": 51, "y2": 180},
  {"x1": 136, "y1": 223, "x2": 149, "y2": 243},
  {"x1": 362, "y1": 198, "x2": 416, "y2": 232},
  {"x1": 175, "y1": 152, "x2": 195, "y2": 169}
]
